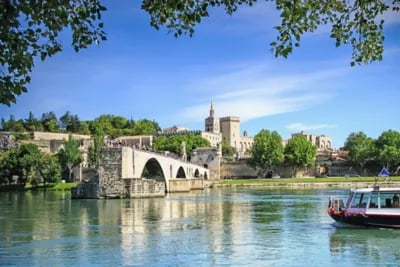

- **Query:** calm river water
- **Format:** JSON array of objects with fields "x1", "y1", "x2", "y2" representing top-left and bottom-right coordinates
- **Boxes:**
[{"x1": 1, "y1": 187, "x2": 400, "y2": 266}]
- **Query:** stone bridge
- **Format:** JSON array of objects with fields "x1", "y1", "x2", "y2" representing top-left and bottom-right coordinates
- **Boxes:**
[{"x1": 94, "y1": 147, "x2": 210, "y2": 198}]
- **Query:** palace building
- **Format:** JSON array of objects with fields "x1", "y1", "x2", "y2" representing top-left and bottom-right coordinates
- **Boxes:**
[
  {"x1": 203, "y1": 102, "x2": 254, "y2": 156},
  {"x1": 291, "y1": 131, "x2": 333, "y2": 151}
]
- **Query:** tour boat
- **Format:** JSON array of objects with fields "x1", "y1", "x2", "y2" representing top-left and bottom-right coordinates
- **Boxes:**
[{"x1": 328, "y1": 186, "x2": 400, "y2": 228}]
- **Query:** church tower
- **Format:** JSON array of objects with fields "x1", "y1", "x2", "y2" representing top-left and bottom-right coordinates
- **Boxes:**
[{"x1": 205, "y1": 101, "x2": 219, "y2": 133}]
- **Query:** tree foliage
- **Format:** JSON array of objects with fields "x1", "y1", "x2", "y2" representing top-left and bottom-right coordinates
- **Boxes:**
[
  {"x1": 41, "y1": 112, "x2": 58, "y2": 132},
  {"x1": 0, "y1": 143, "x2": 60, "y2": 186},
  {"x1": 0, "y1": 0, "x2": 107, "y2": 106},
  {"x1": 89, "y1": 115, "x2": 161, "y2": 138},
  {"x1": 143, "y1": 0, "x2": 399, "y2": 66},
  {"x1": 221, "y1": 139, "x2": 236, "y2": 157},
  {"x1": 88, "y1": 125, "x2": 104, "y2": 169},
  {"x1": 37, "y1": 154, "x2": 61, "y2": 184},
  {"x1": 375, "y1": 130, "x2": 400, "y2": 169},
  {"x1": 284, "y1": 135, "x2": 316, "y2": 175},
  {"x1": 344, "y1": 130, "x2": 400, "y2": 173},
  {"x1": 57, "y1": 135, "x2": 82, "y2": 182},
  {"x1": 59, "y1": 111, "x2": 84, "y2": 133},
  {"x1": 248, "y1": 129, "x2": 284, "y2": 176},
  {"x1": 1, "y1": 112, "x2": 161, "y2": 138},
  {"x1": 344, "y1": 131, "x2": 375, "y2": 169},
  {"x1": 153, "y1": 134, "x2": 211, "y2": 155},
  {"x1": 1, "y1": 1, "x2": 399, "y2": 106}
]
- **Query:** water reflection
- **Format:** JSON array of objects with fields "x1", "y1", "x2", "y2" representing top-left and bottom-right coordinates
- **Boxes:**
[
  {"x1": 2, "y1": 188, "x2": 398, "y2": 266},
  {"x1": 329, "y1": 227, "x2": 400, "y2": 265}
]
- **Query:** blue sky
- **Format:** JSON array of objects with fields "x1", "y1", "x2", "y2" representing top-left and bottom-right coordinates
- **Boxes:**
[{"x1": 1, "y1": 1, "x2": 399, "y2": 149}]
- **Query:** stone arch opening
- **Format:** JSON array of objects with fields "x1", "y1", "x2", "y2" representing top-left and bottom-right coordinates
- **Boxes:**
[
  {"x1": 194, "y1": 169, "x2": 200, "y2": 178},
  {"x1": 141, "y1": 158, "x2": 166, "y2": 184},
  {"x1": 204, "y1": 172, "x2": 208, "y2": 180},
  {"x1": 176, "y1": 166, "x2": 186, "y2": 178}
]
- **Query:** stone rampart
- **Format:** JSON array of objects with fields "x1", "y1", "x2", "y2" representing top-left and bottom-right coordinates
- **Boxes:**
[
  {"x1": 0, "y1": 132, "x2": 16, "y2": 152},
  {"x1": 33, "y1": 131, "x2": 91, "y2": 141},
  {"x1": 220, "y1": 160, "x2": 258, "y2": 179}
]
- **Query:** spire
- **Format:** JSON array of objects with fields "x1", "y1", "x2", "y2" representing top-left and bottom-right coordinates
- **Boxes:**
[{"x1": 210, "y1": 100, "x2": 214, "y2": 117}]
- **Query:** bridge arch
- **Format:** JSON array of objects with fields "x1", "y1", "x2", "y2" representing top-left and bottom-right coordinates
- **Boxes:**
[
  {"x1": 194, "y1": 169, "x2": 200, "y2": 178},
  {"x1": 141, "y1": 158, "x2": 166, "y2": 185},
  {"x1": 176, "y1": 166, "x2": 186, "y2": 178},
  {"x1": 131, "y1": 148, "x2": 211, "y2": 192}
]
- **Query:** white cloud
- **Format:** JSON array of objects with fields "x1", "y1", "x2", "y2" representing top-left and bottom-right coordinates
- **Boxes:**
[
  {"x1": 286, "y1": 122, "x2": 337, "y2": 132},
  {"x1": 175, "y1": 61, "x2": 345, "y2": 124}
]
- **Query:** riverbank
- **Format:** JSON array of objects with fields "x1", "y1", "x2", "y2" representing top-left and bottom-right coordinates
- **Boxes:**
[
  {"x1": 213, "y1": 176, "x2": 400, "y2": 189},
  {"x1": 0, "y1": 182, "x2": 79, "y2": 192}
]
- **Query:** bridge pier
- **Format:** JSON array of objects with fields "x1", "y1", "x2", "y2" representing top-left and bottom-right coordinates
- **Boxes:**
[{"x1": 167, "y1": 178, "x2": 206, "y2": 192}]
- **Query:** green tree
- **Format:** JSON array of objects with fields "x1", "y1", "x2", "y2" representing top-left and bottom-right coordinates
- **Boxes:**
[
  {"x1": 143, "y1": 0, "x2": 398, "y2": 66},
  {"x1": 38, "y1": 154, "x2": 61, "y2": 184},
  {"x1": 248, "y1": 129, "x2": 284, "y2": 177},
  {"x1": 375, "y1": 130, "x2": 400, "y2": 170},
  {"x1": 59, "y1": 111, "x2": 72, "y2": 131},
  {"x1": 153, "y1": 134, "x2": 210, "y2": 155},
  {"x1": 17, "y1": 143, "x2": 44, "y2": 185},
  {"x1": 1, "y1": 115, "x2": 26, "y2": 132},
  {"x1": 57, "y1": 135, "x2": 82, "y2": 182},
  {"x1": 60, "y1": 111, "x2": 82, "y2": 133},
  {"x1": 88, "y1": 126, "x2": 105, "y2": 169},
  {"x1": 284, "y1": 135, "x2": 316, "y2": 177},
  {"x1": 133, "y1": 119, "x2": 161, "y2": 135},
  {"x1": 90, "y1": 115, "x2": 114, "y2": 136},
  {"x1": 0, "y1": 144, "x2": 61, "y2": 186},
  {"x1": 2, "y1": 1, "x2": 398, "y2": 106},
  {"x1": 344, "y1": 131, "x2": 375, "y2": 174},
  {"x1": 0, "y1": 150, "x2": 17, "y2": 185},
  {"x1": 41, "y1": 112, "x2": 58, "y2": 132},
  {"x1": 221, "y1": 139, "x2": 236, "y2": 157},
  {"x1": 78, "y1": 121, "x2": 91, "y2": 135},
  {"x1": 0, "y1": 1, "x2": 106, "y2": 106},
  {"x1": 24, "y1": 111, "x2": 43, "y2": 132}
]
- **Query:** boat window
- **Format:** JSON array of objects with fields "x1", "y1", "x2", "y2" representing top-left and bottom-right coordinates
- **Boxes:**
[
  {"x1": 350, "y1": 193, "x2": 367, "y2": 208},
  {"x1": 345, "y1": 192, "x2": 354, "y2": 208},
  {"x1": 369, "y1": 192, "x2": 379, "y2": 208},
  {"x1": 379, "y1": 192, "x2": 400, "y2": 208}
]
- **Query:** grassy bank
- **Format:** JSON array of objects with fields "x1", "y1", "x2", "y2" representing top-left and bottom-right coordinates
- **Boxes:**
[
  {"x1": 214, "y1": 176, "x2": 400, "y2": 187},
  {"x1": 1, "y1": 182, "x2": 79, "y2": 191}
]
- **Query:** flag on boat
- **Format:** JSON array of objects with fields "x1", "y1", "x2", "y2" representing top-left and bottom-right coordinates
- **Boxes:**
[{"x1": 378, "y1": 167, "x2": 390, "y2": 177}]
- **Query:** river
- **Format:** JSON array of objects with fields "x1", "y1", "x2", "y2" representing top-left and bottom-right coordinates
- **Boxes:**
[{"x1": 1, "y1": 187, "x2": 400, "y2": 266}]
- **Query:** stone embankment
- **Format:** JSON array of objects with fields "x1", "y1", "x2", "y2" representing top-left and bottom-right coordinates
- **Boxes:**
[{"x1": 213, "y1": 181, "x2": 400, "y2": 189}]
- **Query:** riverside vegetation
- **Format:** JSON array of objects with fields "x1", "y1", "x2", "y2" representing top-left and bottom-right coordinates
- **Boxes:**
[
  {"x1": 1, "y1": 112, "x2": 400, "y2": 190},
  {"x1": 215, "y1": 177, "x2": 400, "y2": 187}
]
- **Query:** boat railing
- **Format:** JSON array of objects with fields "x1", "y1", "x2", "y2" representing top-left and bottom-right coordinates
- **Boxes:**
[{"x1": 329, "y1": 197, "x2": 345, "y2": 211}]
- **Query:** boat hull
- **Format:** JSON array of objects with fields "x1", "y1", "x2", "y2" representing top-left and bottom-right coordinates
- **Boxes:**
[{"x1": 328, "y1": 208, "x2": 400, "y2": 228}]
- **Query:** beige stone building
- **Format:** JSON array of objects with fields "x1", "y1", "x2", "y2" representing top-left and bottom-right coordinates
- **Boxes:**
[
  {"x1": 204, "y1": 102, "x2": 254, "y2": 156},
  {"x1": 291, "y1": 131, "x2": 333, "y2": 151},
  {"x1": 110, "y1": 135, "x2": 154, "y2": 149},
  {"x1": 19, "y1": 131, "x2": 92, "y2": 169}
]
